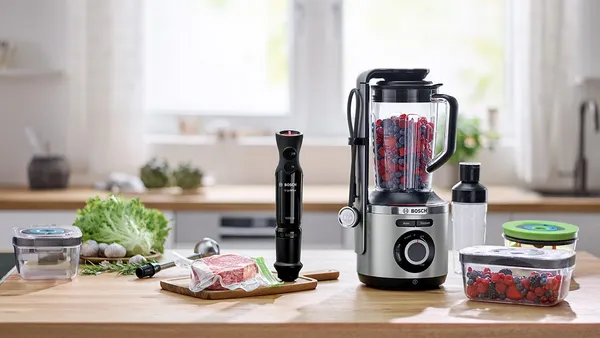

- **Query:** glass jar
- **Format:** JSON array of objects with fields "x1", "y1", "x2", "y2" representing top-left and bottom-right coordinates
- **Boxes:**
[
  {"x1": 369, "y1": 69, "x2": 458, "y2": 195},
  {"x1": 460, "y1": 246, "x2": 575, "y2": 306},
  {"x1": 13, "y1": 225, "x2": 82, "y2": 280},
  {"x1": 502, "y1": 220, "x2": 578, "y2": 251}
]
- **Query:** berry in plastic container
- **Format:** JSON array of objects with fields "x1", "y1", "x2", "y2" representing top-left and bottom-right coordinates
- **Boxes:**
[{"x1": 459, "y1": 246, "x2": 575, "y2": 306}]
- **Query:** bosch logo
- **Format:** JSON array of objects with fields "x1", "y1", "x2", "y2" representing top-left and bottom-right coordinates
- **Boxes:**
[
  {"x1": 278, "y1": 183, "x2": 283, "y2": 187},
  {"x1": 284, "y1": 183, "x2": 297, "y2": 187},
  {"x1": 403, "y1": 208, "x2": 409, "y2": 214}
]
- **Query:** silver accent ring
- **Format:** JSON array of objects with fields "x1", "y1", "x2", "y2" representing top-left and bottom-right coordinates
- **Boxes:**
[{"x1": 368, "y1": 203, "x2": 448, "y2": 215}]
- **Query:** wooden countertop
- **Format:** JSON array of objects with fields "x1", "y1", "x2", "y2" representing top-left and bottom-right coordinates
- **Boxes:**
[
  {"x1": 0, "y1": 249, "x2": 598, "y2": 338},
  {"x1": 0, "y1": 185, "x2": 600, "y2": 213}
]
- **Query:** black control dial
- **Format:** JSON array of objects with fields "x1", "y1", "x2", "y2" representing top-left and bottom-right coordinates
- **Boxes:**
[{"x1": 393, "y1": 230, "x2": 435, "y2": 273}]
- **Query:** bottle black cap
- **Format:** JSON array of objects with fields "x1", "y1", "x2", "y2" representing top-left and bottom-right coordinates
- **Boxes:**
[
  {"x1": 452, "y1": 162, "x2": 487, "y2": 203},
  {"x1": 460, "y1": 162, "x2": 480, "y2": 183}
]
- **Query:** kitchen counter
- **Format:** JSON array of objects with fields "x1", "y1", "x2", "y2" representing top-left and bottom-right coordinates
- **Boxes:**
[
  {"x1": 0, "y1": 249, "x2": 599, "y2": 338},
  {"x1": 1, "y1": 185, "x2": 600, "y2": 212}
]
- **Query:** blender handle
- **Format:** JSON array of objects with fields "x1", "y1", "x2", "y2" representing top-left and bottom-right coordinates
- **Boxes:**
[{"x1": 427, "y1": 94, "x2": 458, "y2": 173}]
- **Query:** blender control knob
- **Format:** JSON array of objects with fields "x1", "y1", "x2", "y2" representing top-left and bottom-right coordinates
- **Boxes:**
[{"x1": 338, "y1": 206, "x2": 360, "y2": 228}]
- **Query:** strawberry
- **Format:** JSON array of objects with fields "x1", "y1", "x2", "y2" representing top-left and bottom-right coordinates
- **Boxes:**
[
  {"x1": 521, "y1": 278, "x2": 531, "y2": 290},
  {"x1": 504, "y1": 275, "x2": 514, "y2": 284},
  {"x1": 477, "y1": 282, "x2": 488, "y2": 294},
  {"x1": 534, "y1": 287, "x2": 545, "y2": 297},
  {"x1": 495, "y1": 282, "x2": 507, "y2": 295},
  {"x1": 466, "y1": 285, "x2": 478, "y2": 298},
  {"x1": 378, "y1": 147, "x2": 385, "y2": 156},
  {"x1": 492, "y1": 273, "x2": 500, "y2": 283},
  {"x1": 555, "y1": 274, "x2": 562, "y2": 282},
  {"x1": 376, "y1": 119, "x2": 382, "y2": 126},
  {"x1": 526, "y1": 291, "x2": 536, "y2": 302},
  {"x1": 399, "y1": 148, "x2": 405, "y2": 156},
  {"x1": 400, "y1": 114, "x2": 407, "y2": 120},
  {"x1": 476, "y1": 277, "x2": 482, "y2": 283},
  {"x1": 507, "y1": 285, "x2": 524, "y2": 300}
]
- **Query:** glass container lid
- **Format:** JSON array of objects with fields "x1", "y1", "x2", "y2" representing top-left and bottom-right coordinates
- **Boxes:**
[
  {"x1": 460, "y1": 245, "x2": 576, "y2": 269},
  {"x1": 13, "y1": 225, "x2": 82, "y2": 247},
  {"x1": 503, "y1": 220, "x2": 579, "y2": 242}
]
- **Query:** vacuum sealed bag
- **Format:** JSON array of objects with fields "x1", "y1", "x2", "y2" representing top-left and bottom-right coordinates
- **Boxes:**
[{"x1": 175, "y1": 253, "x2": 282, "y2": 292}]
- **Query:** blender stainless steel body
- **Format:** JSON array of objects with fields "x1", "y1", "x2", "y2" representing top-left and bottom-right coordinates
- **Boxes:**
[{"x1": 338, "y1": 69, "x2": 458, "y2": 289}]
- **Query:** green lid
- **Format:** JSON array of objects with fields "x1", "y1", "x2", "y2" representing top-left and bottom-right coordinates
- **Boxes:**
[{"x1": 502, "y1": 220, "x2": 578, "y2": 241}]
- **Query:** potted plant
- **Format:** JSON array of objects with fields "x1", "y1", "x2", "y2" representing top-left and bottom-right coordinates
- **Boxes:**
[{"x1": 435, "y1": 115, "x2": 493, "y2": 188}]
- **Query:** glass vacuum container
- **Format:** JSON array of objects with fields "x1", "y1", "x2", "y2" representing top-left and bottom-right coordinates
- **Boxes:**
[{"x1": 338, "y1": 69, "x2": 458, "y2": 290}]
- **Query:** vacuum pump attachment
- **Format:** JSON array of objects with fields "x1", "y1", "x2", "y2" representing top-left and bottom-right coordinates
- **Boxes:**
[
  {"x1": 135, "y1": 237, "x2": 220, "y2": 278},
  {"x1": 274, "y1": 130, "x2": 304, "y2": 282}
]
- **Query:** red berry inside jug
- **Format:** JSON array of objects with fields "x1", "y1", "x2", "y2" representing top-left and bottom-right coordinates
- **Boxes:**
[{"x1": 373, "y1": 116, "x2": 434, "y2": 192}]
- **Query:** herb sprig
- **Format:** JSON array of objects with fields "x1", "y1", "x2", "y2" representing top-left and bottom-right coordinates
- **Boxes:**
[{"x1": 80, "y1": 259, "x2": 157, "y2": 276}]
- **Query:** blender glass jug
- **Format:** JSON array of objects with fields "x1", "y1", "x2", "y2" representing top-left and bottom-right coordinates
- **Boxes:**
[{"x1": 370, "y1": 69, "x2": 458, "y2": 194}]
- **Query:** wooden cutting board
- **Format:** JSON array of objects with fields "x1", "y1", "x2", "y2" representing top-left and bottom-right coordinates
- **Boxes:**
[{"x1": 160, "y1": 269, "x2": 339, "y2": 300}]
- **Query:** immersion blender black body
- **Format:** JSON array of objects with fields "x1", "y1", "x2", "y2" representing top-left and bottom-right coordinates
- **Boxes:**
[{"x1": 274, "y1": 130, "x2": 303, "y2": 282}]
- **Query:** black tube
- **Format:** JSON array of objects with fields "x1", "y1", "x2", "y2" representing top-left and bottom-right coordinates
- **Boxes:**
[{"x1": 274, "y1": 130, "x2": 303, "y2": 282}]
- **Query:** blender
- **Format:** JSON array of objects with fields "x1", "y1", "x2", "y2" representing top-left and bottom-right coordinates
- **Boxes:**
[{"x1": 338, "y1": 69, "x2": 458, "y2": 289}]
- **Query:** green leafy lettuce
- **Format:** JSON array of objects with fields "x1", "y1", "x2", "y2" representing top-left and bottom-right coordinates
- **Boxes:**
[{"x1": 73, "y1": 195, "x2": 170, "y2": 256}]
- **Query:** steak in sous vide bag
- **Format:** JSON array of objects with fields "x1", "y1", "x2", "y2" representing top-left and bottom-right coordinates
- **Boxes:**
[{"x1": 187, "y1": 254, "x2": 281, "y2": 292}]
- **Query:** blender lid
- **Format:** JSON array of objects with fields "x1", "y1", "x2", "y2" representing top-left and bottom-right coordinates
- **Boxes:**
[
  {"x1": 502, "y1": 220, "x2": 579, "y2": 242},
  {"x1": 370, "y1": 69, "x2": 443, "y2": 103},
  {"x1": 12, "y1": 225, "x2": 82, "y2": 247},
  {"x1": 459, "y1": 245, "x2": 576, "y2": 269}
]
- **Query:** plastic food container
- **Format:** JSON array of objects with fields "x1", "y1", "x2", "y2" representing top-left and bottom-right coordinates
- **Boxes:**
[
  {"x1": 503, "y1": 220, "x2": 578, "y2": 251},
  {"x1": 12, "y1": 225, "x2": 82, "y2": 279},
  {"x1": 459, "y1": 245, "x2": 575, "y2": 306}
]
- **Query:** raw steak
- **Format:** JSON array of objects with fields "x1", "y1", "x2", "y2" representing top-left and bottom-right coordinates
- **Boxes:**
[{"x1": 190, "y1": 254, "x2": 259, "y2": 290}]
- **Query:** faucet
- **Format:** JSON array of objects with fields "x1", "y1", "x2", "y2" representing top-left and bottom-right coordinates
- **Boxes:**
[{"x1": 574, "y1": 100, "x2": 600, "y2": 192}]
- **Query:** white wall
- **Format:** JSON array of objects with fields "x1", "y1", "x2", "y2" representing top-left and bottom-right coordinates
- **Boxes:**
[{"x1": 0, "y1": 0, "x2": 69, "y2": 185}]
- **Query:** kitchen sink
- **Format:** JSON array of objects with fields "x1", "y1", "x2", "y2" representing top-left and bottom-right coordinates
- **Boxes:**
[
  {"x1": 533, "y1": 189, "x2": 600, "y2": 198},
  {"x1": 0, "y1": 252, "x2": 15, "y2": 283}
]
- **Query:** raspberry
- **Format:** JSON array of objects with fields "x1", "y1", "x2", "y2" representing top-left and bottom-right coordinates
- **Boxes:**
[
  {"x1": 549, "y1": 296, "x2": 556, "y2": 303},
  {"x1": 526, "y1": 291, "x2": 536, "y2": 302},
  {"x1": 534, "y1": 287, "x2": 545, "y2": 297},
  {"x1": 476, "y1": 277, "x2": 482, "y2": 283},
  {"x1": 492, "y1": 273, "x2": 500, "y2": 283},
  {"x1": 498, "y1": 273, "x2": 505, "y2": 280},
  {"x1": 484, "y1": 267, "x2": 491, "y2": 274},
  {"x1": 521, "y1": 278, "x2": 531, "y2": 290},
  {"x1": 504, "y1": 275, "x2": 514, "y2": 284},
  {"x1": 541, "y1": 296, "x2": 548, "y2": 303},
  {"x1": 555, "y1": 274, "x2": 562, "y2": 281},
  {"x1": 467, "y1": 267, "x2": 473, "y2": 272}
]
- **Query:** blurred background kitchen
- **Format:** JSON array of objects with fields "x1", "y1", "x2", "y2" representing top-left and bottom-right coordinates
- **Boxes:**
[{"x1": 0, "y1": 0, "x2": 599, "y2": 254}]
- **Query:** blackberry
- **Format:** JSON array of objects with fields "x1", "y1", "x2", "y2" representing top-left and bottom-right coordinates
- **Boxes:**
[
  {"x1": 530, "y1": 275, "x2": 542, "y2": 288},
  {"x1": 467, "y1": 279, "x2": 474, "y2": 285},
  {"x1": 545, "y1": 290, "x2": 552, "y2": 297},
  {"x1": 498, "y1": 269, "x2": 513, "y2": 276},
  {"x1": 487, "y1": 283, "x2": 498, "y2": 299},
  {"x1": 469, "y1": 271, "x2": 482, "y2": 279},
  {"x1": 534, "y1": 296, "x2": 541, "y2": 304},
  {"x1": 514, "y1": 277, "x2": 520, "y2": 284},
  {"x1": 498, "y1": 294, "x2": 506, "y2": 300}
]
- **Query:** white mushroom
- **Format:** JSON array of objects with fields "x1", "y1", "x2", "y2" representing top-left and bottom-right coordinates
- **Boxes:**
[{"x1": 98, "y1": 243, "x2": 109, "y2": 257}]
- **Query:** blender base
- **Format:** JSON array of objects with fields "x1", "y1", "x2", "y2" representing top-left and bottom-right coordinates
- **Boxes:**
[{"x1": 358, "y1": 273, "x2": 447, "y2": 290}]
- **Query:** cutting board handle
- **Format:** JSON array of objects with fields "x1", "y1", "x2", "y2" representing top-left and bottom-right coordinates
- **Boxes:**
[{"x1": 301, "y1": 270, "x2": 340, "y2": 281}]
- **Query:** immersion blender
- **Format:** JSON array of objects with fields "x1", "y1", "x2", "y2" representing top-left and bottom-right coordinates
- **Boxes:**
[{"x1": 274, "y1": 130, "x2": 303, "y2": 282}]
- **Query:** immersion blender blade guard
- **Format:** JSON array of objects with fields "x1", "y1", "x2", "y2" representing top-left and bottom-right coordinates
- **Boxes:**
[{"x1": 274, "y1": 130, "x2": 303, "y2": 282}]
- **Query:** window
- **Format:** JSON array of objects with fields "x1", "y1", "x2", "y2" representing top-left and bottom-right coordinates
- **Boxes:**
[{"x1": 145, "y1": 0, "x2": 507, "y2": 139}]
